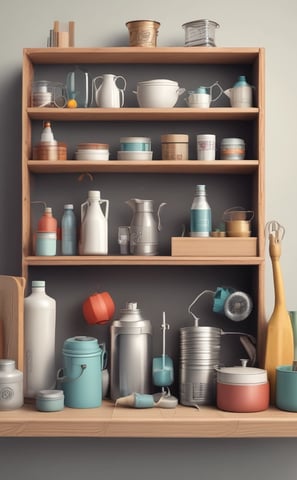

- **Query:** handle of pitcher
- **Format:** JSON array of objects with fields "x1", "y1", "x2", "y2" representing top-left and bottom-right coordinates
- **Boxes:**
[{"x1": 56, "y1": 364, "x2": 87, "y2": 383}]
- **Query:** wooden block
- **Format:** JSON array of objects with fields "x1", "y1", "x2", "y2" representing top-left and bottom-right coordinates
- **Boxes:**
[
  {"x1": 171, "y1": 237, "x2": 257, "y2": 257},
  {"x1": 53, "y1": 20, "x2": 59, "y2": 47},
  {"x1": 57, "y1": 31, "x2": 69, "y2": 48},
  {"x1": 0, "y1": 276, "x2": 25, "y2": 370},
  {"x1": 69, "y1": 21, "x2": 75, "y2": 47}
]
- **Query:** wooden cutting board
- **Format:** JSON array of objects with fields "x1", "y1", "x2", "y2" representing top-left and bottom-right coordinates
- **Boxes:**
[{"x1": 0, "y1": 275, "x2": 25, "y2": 370}]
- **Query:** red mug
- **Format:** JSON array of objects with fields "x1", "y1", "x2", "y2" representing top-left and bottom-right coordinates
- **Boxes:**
[{"x1": 83, "y1": 291, "x2": 115, "y2": 325}]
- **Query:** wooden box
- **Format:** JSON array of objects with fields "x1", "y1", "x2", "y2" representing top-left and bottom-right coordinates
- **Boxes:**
[{"x1": 171, "y1": 237, "x2": 257, "y2": 257}]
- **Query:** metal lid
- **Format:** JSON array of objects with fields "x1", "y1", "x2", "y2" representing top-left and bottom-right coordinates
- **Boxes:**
[
  {"x1": 182, "y1": 19, "x2": 220, "y2": 29},
  {"x1": 36, "y1": 389, "x2": 64, "y2": 400},
  {"x1": 221, "y1": 138, "x2": 245, "y2": 146}
]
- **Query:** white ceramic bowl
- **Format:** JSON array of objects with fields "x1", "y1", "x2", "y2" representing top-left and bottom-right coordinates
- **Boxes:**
[
  {"x1": 75, "y1": 150, "x2": 109, "y2": 161},
  {"x1": 134, "y1": 79, "x2": 185, "y2": 108},
  {"x1": 117, "y1": 150, "x2": 153, "y2": 161}
]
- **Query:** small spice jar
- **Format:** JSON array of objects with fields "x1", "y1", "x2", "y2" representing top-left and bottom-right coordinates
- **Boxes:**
[
  {"x1": 161, "y1": 134, "x2": 189, "y2": 160},
  {"x1": 0, "y1": 359, "x2": 23, "y2": 410},
  {"x1": 36, "y1": 390, "x2": 64, "y2": 412},
  {"x1": 35, "y1": 231, "x2": 57, "y2": 256},
  {"x1": 220, "y1": 138, "x2": 245, "y2": 160}
]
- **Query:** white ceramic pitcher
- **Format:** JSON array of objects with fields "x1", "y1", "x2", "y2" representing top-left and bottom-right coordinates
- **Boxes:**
[{"x1": 92, "y1": 73, "x2": 127, "y2": 108}]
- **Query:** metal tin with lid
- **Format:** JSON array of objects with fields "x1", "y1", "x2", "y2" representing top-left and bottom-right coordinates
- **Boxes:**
[
  {"x1": 161, "y1": 134, "x2": 189, "y2": 160},
  {"x1": 36, "y1": 389, "x2": 64, "y2": 412},
  {"x1": 220, "y1": 138, "x2": 245, "y2": 160},
  {"x1": 0, "y1": 359, "x2": 23, "y2": 410}
]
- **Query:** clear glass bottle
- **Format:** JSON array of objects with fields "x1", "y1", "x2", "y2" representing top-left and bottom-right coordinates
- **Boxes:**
[
  {"x1": 61, "y1": 204, "x2": 77, "y2": 255},
  {"x1": 24, "y1": 280, "x2": 56, "y2": 398},
  {"x1": 190, "y1": 184, "x2": 212, "y2": 237}
]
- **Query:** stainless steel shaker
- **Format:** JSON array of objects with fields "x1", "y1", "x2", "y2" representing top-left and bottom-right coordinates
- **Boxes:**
[{"x1": 110, "y1": 302, "x2": 152, "y2": 400}]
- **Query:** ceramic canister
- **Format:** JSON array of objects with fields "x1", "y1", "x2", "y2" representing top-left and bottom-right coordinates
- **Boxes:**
[
  {"x1": 58, "y1": 336, "x2": 102, "y2": 408},
  {"x1": 0, "y1": 359, "x2": 23, "y2": 410}
]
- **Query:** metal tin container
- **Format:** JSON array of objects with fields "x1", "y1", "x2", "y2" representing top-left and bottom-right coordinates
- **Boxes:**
[
  {"x1": 36, "y1": 389, "x2": 64, "y2": 412},
  {"x1": 0, "y1": 359, "x2": 23, "y2": 410},
  {"x1": 220, "y1": 138, "x2": 245, "y2": 160},
  {"x1": 182, "y1": 19, "x2": 219, "y2": 47},
  {"x1": 161, "y1": 134, "x2": 189, "y2": 160},
  {"x1": 126, "y1": 20, "x2": 160, "y2": 47}
]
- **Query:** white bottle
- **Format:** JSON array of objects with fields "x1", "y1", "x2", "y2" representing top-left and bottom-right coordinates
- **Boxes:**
[
  {"x1": 190, "y1": 184, "x2": 212, "y2": 237},
  {"x1": 61, "y1": 204, "x2": 77, "y2": 255},
  {"x1": 79, "y1": 190, "x2": 109, "y2": 255},
  {"x1": 24, "y1": 280, "x2": 56, "y2": 398}
]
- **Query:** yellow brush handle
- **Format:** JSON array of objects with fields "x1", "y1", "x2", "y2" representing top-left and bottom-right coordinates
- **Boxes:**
[{"x1": 264, "y1": 234, "x2": 294, "y2": 403}]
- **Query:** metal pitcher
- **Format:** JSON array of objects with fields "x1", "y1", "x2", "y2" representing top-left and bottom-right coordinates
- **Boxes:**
[{"x1": 126, "y1": 198, "x2": 166, "y2": 255}]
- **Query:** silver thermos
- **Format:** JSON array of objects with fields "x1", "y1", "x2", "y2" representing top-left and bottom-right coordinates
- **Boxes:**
[{"x1": 110, "y1": 302, "x2": 152, "y2": 401}]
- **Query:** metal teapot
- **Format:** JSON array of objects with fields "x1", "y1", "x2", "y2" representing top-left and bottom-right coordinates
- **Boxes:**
[{"x1": 126, "y1": 198, "x2": 166, "y2": 255}]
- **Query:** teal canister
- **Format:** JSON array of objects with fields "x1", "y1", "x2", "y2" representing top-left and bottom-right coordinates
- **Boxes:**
[
  {"x1": 276, "y1": 366, "x2": 297, "y2": 411},
  {"x1": 59, "y1": 336, "x2": 102, "y2": 408}
]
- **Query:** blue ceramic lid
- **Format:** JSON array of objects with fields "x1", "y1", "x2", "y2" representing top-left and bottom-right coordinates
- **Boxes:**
[{"x1": 62, "y1": 336, "x2": 101, "y2": 355}]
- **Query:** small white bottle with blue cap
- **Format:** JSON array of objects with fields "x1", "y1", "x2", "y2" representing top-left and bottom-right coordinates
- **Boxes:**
[{"x1": 190, "y1": 184, "x2": 212, "y2": 237}]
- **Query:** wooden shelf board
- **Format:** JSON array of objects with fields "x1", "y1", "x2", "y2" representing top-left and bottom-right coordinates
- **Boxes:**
[
  {"x1": 27, "y1": 107, "x2": 259, "y2": 122},
  {"x1": 24, "y1": 255, "x2": 263, "y2": 266},
  {"x1": 24, "y1": 47, "x2": 262, "y2": 65},
  {"x1": 27, "y1": 160, "x2": 259, "y2": 174},
  {"x1": 1, "y1": 402, "x2": 297, "y2": 438}
]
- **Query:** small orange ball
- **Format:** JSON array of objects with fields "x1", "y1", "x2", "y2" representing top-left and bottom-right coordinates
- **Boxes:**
[{"x1": 67, "y1": 99, "x2": 78, "y2": 108}]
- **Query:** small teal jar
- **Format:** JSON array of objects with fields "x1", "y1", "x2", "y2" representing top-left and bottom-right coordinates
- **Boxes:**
[
  {"x1": 36, "y1": 389, "x2": 64, "y2": 412},
  {"x1": 36, "y1": 232, "x2": 57, "y2": 256}
]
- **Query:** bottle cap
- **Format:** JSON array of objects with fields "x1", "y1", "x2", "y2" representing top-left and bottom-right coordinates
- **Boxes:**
[
  {"x1": 32, "y1": 280, "x2": 45, "y2": 288},
  {"x1": 64, "y1": 204, "x2": 74, "y2": 209}
]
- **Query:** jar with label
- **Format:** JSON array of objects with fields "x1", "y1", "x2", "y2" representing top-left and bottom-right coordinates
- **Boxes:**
[
  {"x1": 220, "y1": 138, "x2": 245, "y2": 160},
  {"x1": 161, "y1": 134, "x2": 189, "y2": 160},
  {"x1": 190, "y1": 184, "x2": 212, "y2": 237}
]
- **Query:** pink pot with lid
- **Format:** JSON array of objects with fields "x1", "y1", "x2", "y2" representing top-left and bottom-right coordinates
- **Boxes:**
[{"x1": 216, "y1": 359, "x2": 270, "y2": 412}]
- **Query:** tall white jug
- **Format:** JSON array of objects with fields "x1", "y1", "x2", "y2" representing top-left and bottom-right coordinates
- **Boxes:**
[
  {"x1": 79, "y1": 190, "x2": 109, "y2": 255},
  {"x1": 24, "y1": 280, "x2": 56, "y2": 398}
]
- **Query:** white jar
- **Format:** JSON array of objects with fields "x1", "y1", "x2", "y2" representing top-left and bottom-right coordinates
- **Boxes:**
[
  {"x1": 0, "y1": 359, "x2": 23, "y2": 410},
  {"x1": 24, "y1": 280, "x2": 56, "y2": 398}
]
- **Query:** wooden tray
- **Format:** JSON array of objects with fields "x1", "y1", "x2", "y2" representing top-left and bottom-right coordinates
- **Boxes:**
[
  {"x1": 0, "y1": 276, "x2": 25, "y2": 370},
  {"x1": 171, "y1": 237, "x2": 257, "y2": 257}
]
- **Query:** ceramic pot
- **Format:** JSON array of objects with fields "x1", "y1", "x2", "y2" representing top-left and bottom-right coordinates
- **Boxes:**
[{"x1": 216, "y1": 360, "x2": 270, "y2": 412}]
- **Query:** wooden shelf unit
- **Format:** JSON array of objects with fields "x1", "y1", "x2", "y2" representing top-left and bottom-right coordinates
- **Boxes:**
[{"x1": 18, "y1": 46, "x2": 276, "y2": 438}]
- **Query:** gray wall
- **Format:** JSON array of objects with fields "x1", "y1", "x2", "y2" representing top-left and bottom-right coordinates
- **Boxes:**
[{"x1": 1, "y1": 0, "x2": 297, "y2": 478}]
